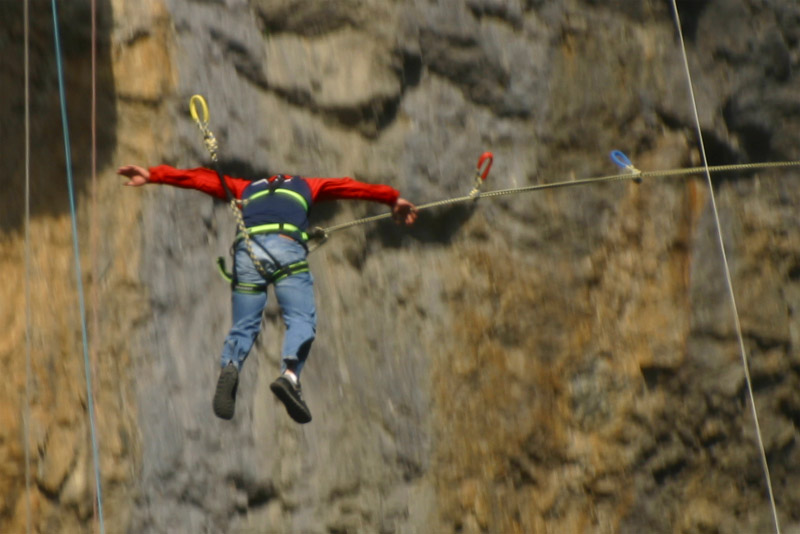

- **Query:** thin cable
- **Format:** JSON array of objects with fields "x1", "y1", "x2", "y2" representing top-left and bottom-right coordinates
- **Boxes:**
[
  {"x1": 23, "y1": 0, "x2": 33, "y2": 532},
  {"x1": 670, "y1": 2, "x2": 781, "y2": 532},
  {"x1": 50, "y1": 2, "x2": 106, "y2": 533},
  {"x1": 89, "y1": 0, "x2": 100, "y2": 530}
]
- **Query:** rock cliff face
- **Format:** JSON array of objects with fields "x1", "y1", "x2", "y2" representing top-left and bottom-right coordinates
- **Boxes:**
[{"x1": 3, "y1": 0, "x2": 800, "y2": 533}]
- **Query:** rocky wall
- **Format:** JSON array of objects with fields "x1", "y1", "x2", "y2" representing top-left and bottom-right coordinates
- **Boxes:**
[{"x1": 2, "y1": 0, "x2": 800, "y2": 533}]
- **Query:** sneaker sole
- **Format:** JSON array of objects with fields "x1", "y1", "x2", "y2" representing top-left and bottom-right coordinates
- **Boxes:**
[
  {"x1": 270, "y1": 378, "x2": 312, "y2": 424},
  {"x1": 213, "y1": 366, "x2": 238, "y2": 420}
]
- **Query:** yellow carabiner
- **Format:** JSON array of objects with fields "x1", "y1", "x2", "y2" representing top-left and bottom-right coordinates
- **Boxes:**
[{"x1": 189, "y1": 94, "x2": 210, "y2": 124}]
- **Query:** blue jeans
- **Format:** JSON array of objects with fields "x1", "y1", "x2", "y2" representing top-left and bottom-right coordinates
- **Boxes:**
[{"x1": 220, "y1": 234, "x2": 316, "y2": 378}]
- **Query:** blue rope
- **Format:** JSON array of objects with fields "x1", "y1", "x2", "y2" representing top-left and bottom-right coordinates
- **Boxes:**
[{"x1": 51, "y1": 2, "x2": 105, "y2": 532}]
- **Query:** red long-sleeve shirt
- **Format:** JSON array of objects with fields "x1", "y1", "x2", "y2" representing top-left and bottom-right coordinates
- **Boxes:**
[{"x1": 148, "y1": 165, "x2": 400, "y2": 205}]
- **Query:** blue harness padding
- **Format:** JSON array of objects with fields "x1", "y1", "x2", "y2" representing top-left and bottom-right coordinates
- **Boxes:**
[{"x1": 240, "y1": 175, "x2": 313, "y2": 243}]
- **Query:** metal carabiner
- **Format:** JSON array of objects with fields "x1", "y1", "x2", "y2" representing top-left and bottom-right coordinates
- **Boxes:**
[
  {"x1": 189, "y1": 94, "x2": 219, "y2": 162},
  {"x1": 470, "y1": 151, "x2": 494, "y2": 198},
  {"x1": 610, "y1": 150, "x2": 642, "y2": 183},
  {"x1": 190, "y1": 94, "x2": 210, "y2": 126}
]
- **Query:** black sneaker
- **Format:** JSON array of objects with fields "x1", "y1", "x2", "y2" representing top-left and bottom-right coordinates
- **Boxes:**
[
  {"x1": 270, "y1": 375, "x2": 312, "y2": 424},
  {"x1": 213, "y1": 363, "x2": 239, "y2": 420}
]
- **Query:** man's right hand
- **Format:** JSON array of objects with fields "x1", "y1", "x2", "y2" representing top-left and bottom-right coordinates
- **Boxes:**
[{"x1": 117, "y1": 165, "x2": 150, "y2": 187}]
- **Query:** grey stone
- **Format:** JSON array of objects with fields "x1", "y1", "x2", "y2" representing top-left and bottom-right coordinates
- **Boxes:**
[{"x1": 5, "y1": 0, "x2": 800, "y2": 533}]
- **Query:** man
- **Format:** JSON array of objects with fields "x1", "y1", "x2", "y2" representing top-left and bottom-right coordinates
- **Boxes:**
[{"x1": 118, "y1": 164, "x2": 418, "y2": 423}]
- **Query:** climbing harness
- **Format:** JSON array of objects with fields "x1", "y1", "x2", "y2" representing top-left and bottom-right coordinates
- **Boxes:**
[
  {"x1": 216, "y1": 257, "x2": 310, "y2": 293},
  {"x1": 236, "y1": 174, "x2": 313, "y2": 245},
  {"x1": 235, "y1": 223, "x2": 310, "y2": 244},
  {"x1": 189, "y1": 95, "x2": 308, "y2": 292},
  {"x1": 245, "y1": 180, "x2": 308, "y2": 210}
]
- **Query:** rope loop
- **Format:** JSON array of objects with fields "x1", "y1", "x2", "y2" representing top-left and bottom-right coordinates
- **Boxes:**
[
  {"x1": 190, "y1": 94, "x2": 219, "y2": 162},
  {"x1": 470, "y1": 151, "x2": 494, "y2": 198},
  {"x1": 189, "y1": 94, "x2": 210, "y2": 124},
  {"x1": 610, "y1": 150, "x2": 642, "y2": 183}
]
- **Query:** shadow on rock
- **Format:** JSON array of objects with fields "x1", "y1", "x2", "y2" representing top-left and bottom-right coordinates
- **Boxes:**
[{"x1": 1, "y1": 0, "x2": 117, "y2": 233}]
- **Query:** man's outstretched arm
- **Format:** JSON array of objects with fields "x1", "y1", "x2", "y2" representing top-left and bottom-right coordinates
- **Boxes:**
[
  {"x1": 117, "y1": 164, "x2": 250, "y2": 199},
  {"x1": 305, "y1": 176, "x2": 417, "y2": 226}
]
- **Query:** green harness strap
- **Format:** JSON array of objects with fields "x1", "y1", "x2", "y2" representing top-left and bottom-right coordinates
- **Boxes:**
[
  {"x1": 216, "y1": 257, "x2": 310, "y2": 294},
  {"x1": 244, "y1": 188, "x2": 309, "y2": 212},
  {"x1": 235, "y1": 222, "x2": 310, "y2": 243}
]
